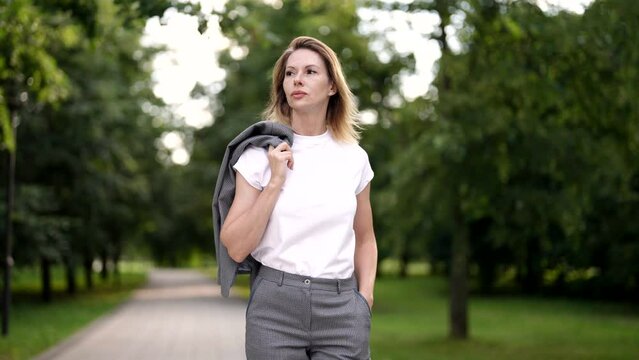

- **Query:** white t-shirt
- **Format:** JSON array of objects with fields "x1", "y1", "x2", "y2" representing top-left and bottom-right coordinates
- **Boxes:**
[{"x1": 232, "y1": 130, "x2": 374, "y2": 279}]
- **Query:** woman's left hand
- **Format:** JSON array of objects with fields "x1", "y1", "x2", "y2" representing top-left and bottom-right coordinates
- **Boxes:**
[{"x1": 361, "y1": 291, "x2": 374, "y2": 310}]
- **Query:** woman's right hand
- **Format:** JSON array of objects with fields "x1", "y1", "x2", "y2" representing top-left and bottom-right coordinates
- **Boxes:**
[{"x1": 268, "y1": 142, "x2": 294, "y2": 188}]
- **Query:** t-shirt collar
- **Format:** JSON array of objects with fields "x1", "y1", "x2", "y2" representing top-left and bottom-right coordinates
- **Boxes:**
[{"x1": 293, "y1": 129, "x2": 331, "y2": 147}]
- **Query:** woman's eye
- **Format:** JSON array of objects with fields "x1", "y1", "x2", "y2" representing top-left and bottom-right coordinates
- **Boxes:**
[
  {"x1": 285, "y1": 71, "x2": 294, "y2": 76},
  {"x1": 307, "y1": 69, "x2": 317, "y2": 74}
]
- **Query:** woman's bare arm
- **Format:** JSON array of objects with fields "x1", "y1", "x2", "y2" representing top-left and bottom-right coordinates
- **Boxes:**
[
  {"x1": 353, "y1": 183, "x2": 378, "y2": 309},
  {"x1": 220, "y1": 142, "x2": 293, "y2": 262}
]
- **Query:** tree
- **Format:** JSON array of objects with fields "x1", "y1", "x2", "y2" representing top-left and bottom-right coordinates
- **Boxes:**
[
  {"x1": 384, "y1": 0, "x2": 634, "y2": 340},
  {"x1": 379, "y1": 0, "x2": 472, "y2": 339},
  {"x1": 388, "y1": 0, "x2": 639, "y2": 344},
  {"x1": 0, "y1": 0, "x2": 72, "y2": 334}
]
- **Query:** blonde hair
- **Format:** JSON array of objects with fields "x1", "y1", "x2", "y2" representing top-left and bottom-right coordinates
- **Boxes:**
[{"x1": 262, "y1": 36, "x2": 360, "y2": 143}]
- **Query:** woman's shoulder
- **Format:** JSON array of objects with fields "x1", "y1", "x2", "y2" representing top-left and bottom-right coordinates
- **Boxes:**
[
  {"x1": 235, "y1": 145, "x2": 268, "y2": 167},
  {"x1": 242, "y1": 145, "x2": 268, "y2": 157},
  {"x1": 331, "y1": 139, "x2": 370, "y2": 164},
  {"x1": 334, "y1": 139, "x2": 368, "y2": 154}
]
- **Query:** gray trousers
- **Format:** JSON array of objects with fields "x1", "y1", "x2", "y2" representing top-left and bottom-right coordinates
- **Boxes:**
[{"x1": 245, "y1": 265, "x2": 371, "y2": 360}]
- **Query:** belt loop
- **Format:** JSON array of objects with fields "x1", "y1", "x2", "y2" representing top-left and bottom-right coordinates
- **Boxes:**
[
  {"x1": 337, "y1": 279, "x2": 341, "y2": 294},
  {"x1": 278, "y1": 271, "x2": 284, "y2": 287}
]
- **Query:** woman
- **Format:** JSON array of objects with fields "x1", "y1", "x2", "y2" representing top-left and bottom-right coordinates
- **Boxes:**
[{"x1": 220, "y1": 36, "x2": 377, "y2": 360}]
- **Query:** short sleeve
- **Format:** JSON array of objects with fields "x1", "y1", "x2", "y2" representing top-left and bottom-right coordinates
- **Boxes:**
[
  {"x1": 232, "y1": 146, "x2": 269, "y2": 190},
  {"x1": 355, "y1": 149, "x2": 374, "y2": 194}
]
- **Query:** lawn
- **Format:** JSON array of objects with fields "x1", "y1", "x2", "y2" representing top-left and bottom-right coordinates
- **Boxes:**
[
  {"x1": 371, "y1": 276, "x2": 639, "y2": 360},
  {"x1": 0, "y1": 264, "x2": 148, "y2": 360}
]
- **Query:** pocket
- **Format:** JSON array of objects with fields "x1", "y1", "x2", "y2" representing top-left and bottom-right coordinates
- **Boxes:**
[
  {"x1": 354, "y1": 290, "x2": 372, "y2": 317},
  {"x1": 246, "y1": 277, "x2": 264, "y2": 316}
]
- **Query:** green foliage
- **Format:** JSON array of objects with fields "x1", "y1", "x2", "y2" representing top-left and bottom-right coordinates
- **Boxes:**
[
  {"x1": 363, "y1": 98, "x2": 438, "y2": 267},
  {"x1": 0, "y1": 0, "x2": 73, "y2": 151},
  {"x1": 384, "y1": 0, "x2": 639, "y2": 298},
  {"x1": 13, "y1": 185, "x2": 75, "y2": 263},
  {"x1": 0, "y1": 91, "x2": 12, "y2": 151}
]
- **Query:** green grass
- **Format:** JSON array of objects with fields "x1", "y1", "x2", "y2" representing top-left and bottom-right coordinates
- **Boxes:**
[
  {"x1": 371, "y1": 276, "x2": 639, "y2": 360},
  {"x1": 0, "y1": 264, "x2": 148, "y2": 360}
]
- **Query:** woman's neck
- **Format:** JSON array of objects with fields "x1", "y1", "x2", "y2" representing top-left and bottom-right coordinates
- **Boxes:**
[{"x1": 290, "y1": 111, "x2": 327, "y2": 136}]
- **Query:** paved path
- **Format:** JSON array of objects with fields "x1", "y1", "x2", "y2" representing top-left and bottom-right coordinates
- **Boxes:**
[{"x1": 34, "y1": 269, "x2": 247, "y2": 360}]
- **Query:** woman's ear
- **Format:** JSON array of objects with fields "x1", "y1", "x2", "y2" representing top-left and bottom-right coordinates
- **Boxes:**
[{"x1": 329, "y1": 83, "x2": 337, "y2": 96}]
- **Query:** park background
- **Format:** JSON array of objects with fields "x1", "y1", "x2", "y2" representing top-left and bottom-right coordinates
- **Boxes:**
[{"x1": 1, "y1": 0, "x2": 638, "y2": 359}]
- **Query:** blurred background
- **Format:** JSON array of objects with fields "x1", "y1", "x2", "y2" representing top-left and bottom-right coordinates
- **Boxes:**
[{"x1": 1, "y1": 0, "x2": 638, "y2": 359}]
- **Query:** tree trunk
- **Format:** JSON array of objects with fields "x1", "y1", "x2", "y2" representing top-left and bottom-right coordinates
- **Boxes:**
[
  {"x1": 449, "y1": 206, "x2": 469, "y2": 339},
  {"x1": 83, "y1": 256, "x2": 93, "y2": 290},
  {"x1": 65, "y1": 257, "x2": 76, "y2": 295},
  {"x1": 100, "y1": 250, "x2": 108, "y2": 281},
  {"x1": 376, "y1": 257, "x2": 384, "y2": 279},
  {"x1": 399, "y1": 246, "x2": 409, "y2": 278},
  {"x1": 2, "y1": 113, "x2": 16, "y2": 336},
  {"x1": 41, "y1": 257, "x2": 52, "y2": 303},
  {"x1": 113, "y1": 249, "x2": 121, "y2": 286},
  {"x1": 433, "y1": 0, "x2": 470, "y2": 339},
  {"x1": 478, "y1": 260, "x2": 496, "y2": 294},
  {"x1": 523, "y1": 237, "x2": 542, "y2": 294}
]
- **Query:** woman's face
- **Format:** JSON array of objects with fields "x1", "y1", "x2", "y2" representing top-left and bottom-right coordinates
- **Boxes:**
[{"x1": 283, "y1": 48, "x2": 335, "y2": 116}]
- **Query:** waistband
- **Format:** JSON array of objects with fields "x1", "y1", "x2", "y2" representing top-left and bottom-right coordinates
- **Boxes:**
[{"x1": 257, "y1": 265, "x2": 357, "y2": 293}]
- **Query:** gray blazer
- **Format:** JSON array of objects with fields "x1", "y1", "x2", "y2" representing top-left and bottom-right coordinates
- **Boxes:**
[{"x1": 212, "y1": 121, "x2": 295, "y2": 297}]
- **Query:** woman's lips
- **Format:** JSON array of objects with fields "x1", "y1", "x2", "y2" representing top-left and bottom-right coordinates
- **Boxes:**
[{"x1": 291, "y1": 91, "x2": 307, "y2": 99}]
